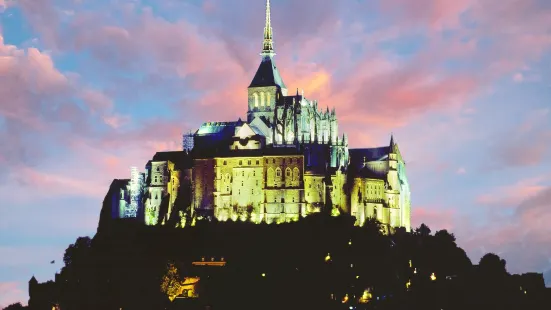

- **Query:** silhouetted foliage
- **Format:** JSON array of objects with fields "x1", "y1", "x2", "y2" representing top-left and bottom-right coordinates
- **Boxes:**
[
  {"x1": 414, "y1": 223, "x2": 431, "y2": 237},
  {"x1": 2, "y1": 302, "x2": 26, "y2": 310},
  {"x1": 23, "y1": 215, "x2": 551, "y2": 310}
]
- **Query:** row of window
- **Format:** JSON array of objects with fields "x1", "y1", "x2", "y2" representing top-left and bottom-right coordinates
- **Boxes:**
[
  {"x1": 222, "y1": 158, "x2": 301, "y2": 166},
  {"x1": 252, "y1": 92, "x2": 271, "y2": 107}
]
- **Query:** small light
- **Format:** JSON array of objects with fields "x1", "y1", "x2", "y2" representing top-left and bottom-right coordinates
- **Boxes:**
[
  {"x1": 262, "y1": 273, "x2": 266, "y2": 277},
  {"x1": 325, "y1": 253, "x2": 331, "y2": 262},
  {"x1": 348, "y1": 239, "x2": 352, "y2": 245},
  {"x1": 356, "y1": 275, "x2": 359, "y2": 279},
  {"x1": 430, "y1": 273, "x2": 436, "y2": 281}
]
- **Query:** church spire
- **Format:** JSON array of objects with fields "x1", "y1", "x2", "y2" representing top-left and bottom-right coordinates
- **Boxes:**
[
  {"x1": 389, "y1": 133, "x2": 396, "y2": 152},
  {"x1": 261, "y1": 0, "x2": 275, "y2": 57}
]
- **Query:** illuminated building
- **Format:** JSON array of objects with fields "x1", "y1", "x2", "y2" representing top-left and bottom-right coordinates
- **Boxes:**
[{"x1": 100, "y1": 0, "x2": 411, "y2": 232}]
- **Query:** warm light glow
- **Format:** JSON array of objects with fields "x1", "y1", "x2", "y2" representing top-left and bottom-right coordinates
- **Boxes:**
[
  {"x1": 325, "y1": 253, "x2": 331, "y2": 262},
  {"x1": 409, "y1": 260, "x2": 412, "y2": 268},
  {"x1": 430, "y1": 273, "x2": 436, "y2": 281},
  {"x1": 406, "y1": 279, "x2": 411, "y2": 289},
  {"x1": 414, "y1": 268, "x2": 417, "y2": 274},
  {"x1": 342, "y1": 294, "x2": 349, "y2": 303},
  {"x1": 359, "y1": 288, "x2": 373, "y2": 304},
  {"x1": 348, "y1": 239, "x2": 352, "y2": 245},
  {"x1": 262, "y1": 273, "x2": 266, "y2": 277}
]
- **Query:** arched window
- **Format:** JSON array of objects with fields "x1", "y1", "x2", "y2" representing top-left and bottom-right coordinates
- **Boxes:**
[
  {"x1": 276, "y1": 168, "x2": 282, "y2": 178},
  {"x1": 260, "y1": 92, "x2": 265, "y2": 107},
  {"x1": 285, "y1": 168, "x2": 292, "y2": 178},
  {"x1": 253, "y1": 93, "x2": 259, "y2": 107},
  {"x1": 266, "y1": 92, "x2": 271, "y2": 107},
  {"x1": 293, "y1": 167, "x2": 300, "y2": 182},
  {"x1": 267, "y1": 168, "x2": 275, "y2": 187}
]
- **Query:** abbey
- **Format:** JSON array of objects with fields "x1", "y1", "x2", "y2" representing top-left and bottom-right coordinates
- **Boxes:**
[{"x1": 100, "y1": 0, "x2": 411, "y2": 233}]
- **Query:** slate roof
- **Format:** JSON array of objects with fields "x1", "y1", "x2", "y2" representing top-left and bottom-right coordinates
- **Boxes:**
[
  {"x1": 152, "y1": 151, "x2": 193, "y2": 170},
  {"x1": 249, "y1": 56, "x2": 287, "y2": 89},
  {"x1": 195, "y1": 121, "x2": 243, "y2": 136},
  {"x1": 349, "y1": 147, "x2": 389, "y2": 165},
  {"x1": 348, "y1": 147, "x2": 390, "y2": 180}
]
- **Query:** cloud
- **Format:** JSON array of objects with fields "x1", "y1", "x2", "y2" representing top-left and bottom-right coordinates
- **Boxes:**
[
  {"x1": 1, "y1": 0, "x2": 550, "y2": 296},
  {"x1": 0, "y1": 282, "x2": 26, "y2": 309},
  {"x1": 412, "y1": 207, "x2": 458, "y2": 231},
  {"x1": 475, "y1": 176, "x2": 549, "y2": 208},
  {"x1": 456, "y1": 167, "x2": 467, "y2": 175},
  {"x1": 465, "y1": 186, "x2": 551, "y2": 275},
  {"x1": 488, "y1": 109, "x2": 551, "y2": 169}
]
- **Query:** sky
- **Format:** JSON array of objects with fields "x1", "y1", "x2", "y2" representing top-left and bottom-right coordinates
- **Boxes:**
[{"x1": 0, "y1": 0, "x2": 551, "y2": 306}]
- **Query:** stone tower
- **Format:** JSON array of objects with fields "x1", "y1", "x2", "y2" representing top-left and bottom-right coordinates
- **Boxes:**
[{"x1": 247, "y1": 0, "x2": 288, "y2": 124}]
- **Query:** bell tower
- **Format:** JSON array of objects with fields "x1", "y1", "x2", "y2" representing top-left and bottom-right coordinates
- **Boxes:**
[{"x1": 247, "y1": 0, "x2": 288, "y2": 123}]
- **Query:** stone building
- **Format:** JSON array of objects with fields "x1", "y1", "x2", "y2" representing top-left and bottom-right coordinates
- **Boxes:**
[{"x1": 100, "y1": 0, "x2": 411, "y2": 233}]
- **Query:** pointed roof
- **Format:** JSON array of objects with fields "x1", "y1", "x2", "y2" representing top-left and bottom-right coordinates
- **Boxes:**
[
  {"x1": 249, "y1": 0, "x2": 287, "y2": 89},
  {"x1": 235, "y1": 123, "x2": 257, "y2": 139},
  {"x1": 249, "y1": 57, "x2": 287, "y2": 88}
]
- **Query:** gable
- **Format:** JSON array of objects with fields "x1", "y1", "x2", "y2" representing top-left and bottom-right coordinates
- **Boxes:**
[{"x1": 235, "y1": 123, "x2": 257, "y2": 140}]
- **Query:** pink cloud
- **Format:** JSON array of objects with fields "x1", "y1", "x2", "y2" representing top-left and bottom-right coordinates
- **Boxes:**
[
  {"x1": 380, "y1": 0, "x2": 474, "y2": 30},
  {"x1": 490, "y1": 109, "x2": 551, "y2": 168},
  {"x1": 475, "y1": 176, "x2": 549, "y2": 207},
  {"x1": 412, "y1": 207, "x2": 458, "y2": 231},
  {"x1": 0, "y1": 282, "x2": 26, "y2": 309}
]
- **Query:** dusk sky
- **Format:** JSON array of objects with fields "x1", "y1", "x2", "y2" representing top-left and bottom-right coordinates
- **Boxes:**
[{"x1": 1, "y1": 0, "x2": 551, "y2": 306}]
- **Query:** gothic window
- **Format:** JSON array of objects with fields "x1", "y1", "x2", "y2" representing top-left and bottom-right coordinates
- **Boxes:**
[
  {"x1": 256, "y1": 160, "x2": 259, "y2": 165},
  {"x1": 267, "y1": 168, "x2": 275, "y2": 187},
  {"x1": 260, "y1": 92, "x2": 265, "y2": 107},
  {"x1": 253, "y1": 93, "x2": 259, "y2": 107},
  {"x1": 156, "y1": 166, "x2": 160, "y2": 172},
  {"x1": 286, "y1": 168, "x2": 291, "y2": 178},
  {"x1": 293, "y1": 167, "x2": 300, "y2": 182},
  {"x1": 266, "y1": 92, "x2": 271, "y2": 107},
  {"x1": 239, "y1": 160, "x2": 242, "y2": 165},
  {"x1": 248, "y1": 160, "x2": 251, "y2": 165},
  {"x1": 276, "y1": 168, "x2": 282, "y2": 177}
]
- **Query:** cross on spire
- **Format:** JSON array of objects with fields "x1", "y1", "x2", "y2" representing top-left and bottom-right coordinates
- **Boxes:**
[{"x1": 261, "y1": 0, "x2": 275, "y2": 57}]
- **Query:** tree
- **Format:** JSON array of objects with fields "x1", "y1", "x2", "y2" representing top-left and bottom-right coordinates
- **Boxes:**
[
  {"x1": 2, "y1": 303, "x2": 26, "y2": 310},
  {"x1": 434, "y1": 229, "x2": 456, "y2": 244},
  {"x1": 63, "y1": 236, "x2": 92, "y2": 268},
  {"x1": 479, "y1": 253, "x2": 507, "y2": 275},
  {"x1": 362, "y1": 217, "x2": 384, "y2": 236},
  {"x1": 414, "y1": 223, "x2": 432, "y2": 237}
]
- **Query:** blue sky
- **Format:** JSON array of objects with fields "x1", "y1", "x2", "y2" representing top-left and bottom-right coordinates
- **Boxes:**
[{"x1": 1, "y1": 0, "x2": 551, "y2": 306}]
